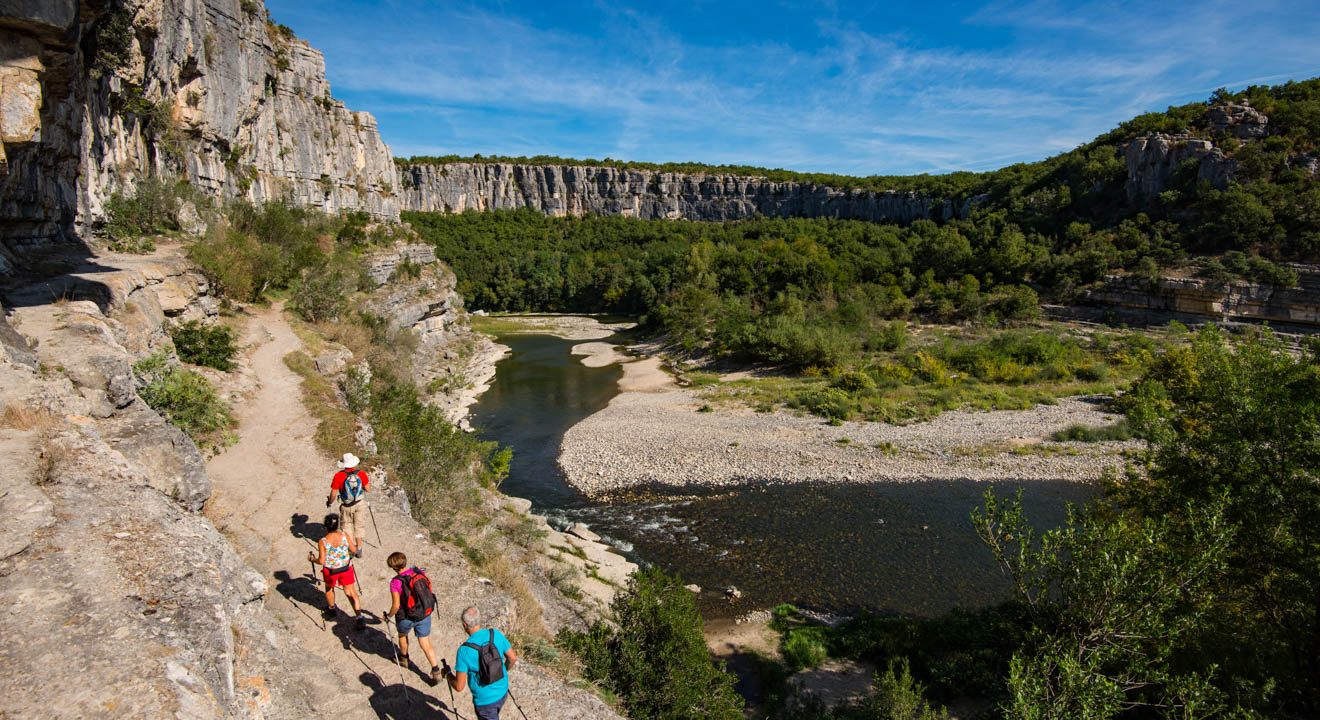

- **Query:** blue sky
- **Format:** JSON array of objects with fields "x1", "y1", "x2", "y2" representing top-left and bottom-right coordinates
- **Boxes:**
[{"x1": 264, "y1": 0, "x2": 1320, "y2": 176}]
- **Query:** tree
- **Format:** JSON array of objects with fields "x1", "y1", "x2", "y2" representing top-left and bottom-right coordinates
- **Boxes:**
[{"x1": 559, "y1": 567, "x2": 745, "y2": 720}]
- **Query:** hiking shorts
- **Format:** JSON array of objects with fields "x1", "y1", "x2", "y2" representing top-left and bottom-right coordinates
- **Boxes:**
[
  {"x1": 322, "y1": 565, "x2": 356, "y2": 589},
  {"x1": 396, "y1": 613, "x2": 432, "y2": 638},
  {"x1": 474, "y1": 694, "x2": 506, "y2": 720}
]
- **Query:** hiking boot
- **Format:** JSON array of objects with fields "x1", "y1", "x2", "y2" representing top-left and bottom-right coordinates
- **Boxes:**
[
  {"x1": 429, "y1": 666, "x2": 441, "y2": 686},
  {"x1": 397, "y1": 653, "x2": 409, "y2": 668},
  {"x1": 354, "y1": 615, "x2": 367, "y2": 630},
  {"x1": 321, "y1": 607, "x2": 337, "y2": 621}
]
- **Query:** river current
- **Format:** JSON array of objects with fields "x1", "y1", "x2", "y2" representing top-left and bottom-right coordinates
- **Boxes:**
[{"x1": 470, "y1": 330, "x2": 1095, "y2": 619}]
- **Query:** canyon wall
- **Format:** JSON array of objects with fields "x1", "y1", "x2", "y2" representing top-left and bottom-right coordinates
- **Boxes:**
[
  {"x1": 0, "y1": 0, "x2": 398, "y2": 260},
  {"x1": 398, "y1": 162, "x2": 977, "y2": 223}
]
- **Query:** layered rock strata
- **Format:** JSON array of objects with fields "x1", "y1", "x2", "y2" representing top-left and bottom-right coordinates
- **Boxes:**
[
  {"x1": 399, "y1": 162, "x2": 978, "y2": 223},
  {"x1": 0, "y1": 0, "x2": 398, "y2": 258},
  {"x1": 1080, "y1": 267, "x2": 1320, "y2": 330}
]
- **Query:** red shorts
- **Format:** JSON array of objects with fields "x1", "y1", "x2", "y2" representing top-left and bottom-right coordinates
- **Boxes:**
[{"x1": 322, "y1": 565, "x2": 356, "y2": 588}]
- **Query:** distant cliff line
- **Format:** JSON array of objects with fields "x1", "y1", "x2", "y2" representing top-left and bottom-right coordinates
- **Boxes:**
[{"x1": 396, "y1": 161, "x2": 983, "y2": 224}]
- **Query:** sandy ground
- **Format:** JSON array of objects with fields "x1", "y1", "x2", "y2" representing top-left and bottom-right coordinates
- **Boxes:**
[{"x1": 205, "y1": 304, "x2": 617, "y2": 720}]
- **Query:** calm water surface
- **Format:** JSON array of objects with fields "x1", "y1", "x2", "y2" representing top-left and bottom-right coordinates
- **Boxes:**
[{"x1": 470, "y1": 331, "x2": 1096, "y2": 618}]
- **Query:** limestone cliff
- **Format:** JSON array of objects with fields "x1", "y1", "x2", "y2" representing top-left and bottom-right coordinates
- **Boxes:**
[
  {"x1": 399, "y1": 162, "x2": 977, "y2": 223},
  {"x1": 0, "y1": 0, "x2": 398, "y2": 258}
]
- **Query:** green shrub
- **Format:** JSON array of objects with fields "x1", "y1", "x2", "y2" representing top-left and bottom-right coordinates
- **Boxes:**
[
  {"x1": 133, "y1": 353, "x2": 234, "y2": 449},
  {"x1": 1050, "y1": 420, "x2": 1132, "y2": 442},
  {"x1": 864, "y1": 659, "x2": 950, "y2": 720},
  {"x1": 783, "y1": 631, "x2": 829, "y2": 671},
  {"x1": 558, "y1": 567, "x2": 744, "y2": 720},
  {"x1": 170, "y1": 320, "x2": 238, "y2": 371},
  {"x1": 289, "y1": 266, "x2": 353, "y2": 322},
  {"x1": 832, "y1": 369, "x2": 877, "y2": 393},
  {"x1": 104, "y1": 177, "x2": 182, "y2": 251},
  {"x1": 797, "y1": 387, "x2": 854, "y2": 421}
]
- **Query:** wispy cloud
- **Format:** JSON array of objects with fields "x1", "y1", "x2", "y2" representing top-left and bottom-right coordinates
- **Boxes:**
[{"x1": 266, "y1": 0, "x2": 1320, "y2": 174}]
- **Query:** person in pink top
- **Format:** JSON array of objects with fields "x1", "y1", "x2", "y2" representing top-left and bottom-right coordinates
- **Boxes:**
[{"x1": 383, "y1": 551, "x2": 441, "y2": 685}]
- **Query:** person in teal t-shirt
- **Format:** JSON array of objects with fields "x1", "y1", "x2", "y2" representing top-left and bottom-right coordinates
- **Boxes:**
[{"x1": 442, "y1": 605, "x2": 519, "y2": 719}]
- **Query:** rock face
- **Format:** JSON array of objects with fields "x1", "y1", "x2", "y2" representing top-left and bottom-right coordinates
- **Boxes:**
[
  {"x1": 1124, "y1": 133, "x2": 1234, "y2": 205},
  {"x1": 399, "y1": 162, "x2": 977, "y2": 223},
  {"x1": 1208, "y1": 101, "x2": 1269, "y2": 139},
  {"x1": 0, "y1": 0, "x2": 398, "y2": 258},
  {"x1": 1080, "y1": 267, "x2": 1320, "y2": 330}
]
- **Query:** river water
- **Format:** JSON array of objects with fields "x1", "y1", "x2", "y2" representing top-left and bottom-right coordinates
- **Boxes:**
[{"x1": 470, "y1": 330, "x2": 1096, "y2": 619}]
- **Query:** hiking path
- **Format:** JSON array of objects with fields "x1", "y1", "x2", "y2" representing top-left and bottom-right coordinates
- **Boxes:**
[{"x1": 206, "y1": 304, "x2": 591, "y2": 719}]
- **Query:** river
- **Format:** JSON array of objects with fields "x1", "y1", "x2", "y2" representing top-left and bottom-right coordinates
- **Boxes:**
[{"x1": 470, "y1": 329, "x2": 1096, "y2": 619}]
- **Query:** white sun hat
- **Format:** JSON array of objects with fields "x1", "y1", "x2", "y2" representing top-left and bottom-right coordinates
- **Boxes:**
[{"x1": 339, "y1": 452, "x2": 361, "y2": 469}]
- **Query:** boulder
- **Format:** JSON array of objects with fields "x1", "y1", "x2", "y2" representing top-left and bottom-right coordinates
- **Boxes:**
[{"x1": 566, "y1": 522, "x2": 601, "y2": 542}]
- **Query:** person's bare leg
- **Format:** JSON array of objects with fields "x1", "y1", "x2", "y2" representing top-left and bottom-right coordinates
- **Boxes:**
[
  {"x1": 398, "y1": 633, "x2": 410, "y2": 659},
  {"x1": 417, "y1": 635, "x2": 438, "y2": 667},
  {"x1": 324, "y1": 587, "x2": 336, "y2": 610},
  {"x1": 344, "y1": 584, "x2": 362, "y2": 614}
]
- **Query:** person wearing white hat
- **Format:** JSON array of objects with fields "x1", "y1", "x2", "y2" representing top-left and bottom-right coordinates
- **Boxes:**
[{"x1": 327, "y1": 452, "x2": 370, "y2": 552}]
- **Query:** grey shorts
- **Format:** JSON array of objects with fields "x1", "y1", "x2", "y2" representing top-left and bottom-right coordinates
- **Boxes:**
[{"x1": 474, "y1": 693, "x2": 506, "y2": 719}]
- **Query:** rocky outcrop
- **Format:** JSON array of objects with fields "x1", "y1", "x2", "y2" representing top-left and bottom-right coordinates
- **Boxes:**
[
  {"x1": 1124, "y1": 133, "x2": 1235, "y2": 205},
  {"x1": 0, "y1": 0, "x2": 398, "y2": 259},
  {"x1": 399, "y1": 162, "x2": 977, "y2": 223},
  {"x1": 1080, "y1": 267, "x2": 1320, "y2": 330},
  {"x1": 0, "y1": 247, "x2": 324, "y2": 717},
  {"x1": 1208, "y1": 101, "x2": 1269, "y2": 139}
]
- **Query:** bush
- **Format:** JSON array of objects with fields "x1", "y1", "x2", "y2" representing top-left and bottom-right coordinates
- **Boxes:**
[
  {"x1": 105, "y1": 177, "x2": 182, "y2": 251},
  {"x1": 170, "y1": 320, "x2": 238, "y2": 371},
  {"x1": 133, "y1": 353, "x2": 234, "y2": 449},
  {"x1": 1050, "y1": 420, "x2": 1131, "y2": 442},
  {"x1": 558, "y1": 567, "x2": 744, "y2": 720},
  {"x1": 832, "y1": 370, "x2": 877, "y2": 393},
  {"x1": 783, "y1": 631, "x2": 829, "y2": 671},
  {"x1": 798, "y1": 387, "x2": 854, "y2": 421}
]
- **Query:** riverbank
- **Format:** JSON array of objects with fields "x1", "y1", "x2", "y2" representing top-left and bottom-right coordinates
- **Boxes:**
[{"x1": 559, "y1": 347, "x2": 1135, "y2": 497}]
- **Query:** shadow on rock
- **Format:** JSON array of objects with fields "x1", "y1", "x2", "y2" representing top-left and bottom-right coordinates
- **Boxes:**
[{"x1": 360, "y1": 671, "x2": 455, "y2": 719}]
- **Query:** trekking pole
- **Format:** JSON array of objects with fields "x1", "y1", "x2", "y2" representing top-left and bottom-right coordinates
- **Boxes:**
[
  {"x1": 367, "y1": 499, "x2": 383, "y2": 546},
  {"x1": 385, "y1": 617, "x2": 413, "y2": 707},
  {"x1": 309, "y1": 555, "x2": 325, "y2": 631},
  {"x1": 507, "y1": 688, "x2": 531, "y2": 720}
]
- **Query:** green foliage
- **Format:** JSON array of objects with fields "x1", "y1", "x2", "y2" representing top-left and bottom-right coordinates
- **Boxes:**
[
  {"x1": 132, "y1": 353, "x2": 235, "y2": 450},
  {"x1": 558, "y1": 567, "x2": 745, "y2": 720},
  {"x1": 783, "y1": 631, "x2": 830, "y2": 671},
  {"x1": 169, "y1": 320, "x2": 238, "y2": 371},
  {"x1": 190, "y1": 201, "x2": 358, "y2": 305},
  {"x1": 104, "y1": 177, "x2": 185, "y2": 251},
  {"x1": 1050, "y1": 420, "x2": 1131, "y2": 442},
  {"x1": 369, "y1": 368, "x2": 508, "y2": 529},
  {"x1": 92, "y1": 6, "x2": 135, "y2": 77},
  {"x1": 975, "y1": 491, "x2": 1233, "y2": 718}
]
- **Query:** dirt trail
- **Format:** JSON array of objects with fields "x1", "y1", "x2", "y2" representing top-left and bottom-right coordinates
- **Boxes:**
[{"x1": 206, "y1": 304, "x2": 561, "y2": 719}]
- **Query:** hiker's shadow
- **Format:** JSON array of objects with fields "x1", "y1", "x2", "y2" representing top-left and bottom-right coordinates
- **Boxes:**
[
  {"x1": 290, "y1": 513, "x2": 325, "y2": 542},
  {"x1": 271, "y1": 569, "x2": 326, "y2": 631},
  {"x1": 273, "y1": 569, "x2": 322, "y2": 606},
  {"x1": 360, "y1": 671, "x2": 457, "y2": 719},
  {"x1": 332, "y1": 613, "x2": 399, "y2": 665}
]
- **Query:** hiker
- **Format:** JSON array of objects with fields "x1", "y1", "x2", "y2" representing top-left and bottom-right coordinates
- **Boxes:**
[
  {"x1": 442, "y1": 606, "x2": 519, "y2": 719},
  {"x1": 382, "y1": 551, "x2": 441, "y2": 686},
  {"x1": 327, "y1": 452, "x2": 370, "y2": 551},
  {"x1": 307, "y1": 513, "x2": 366, "y2": 627}
]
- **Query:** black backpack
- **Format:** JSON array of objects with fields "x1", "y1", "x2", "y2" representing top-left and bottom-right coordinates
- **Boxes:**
[
  {"x1": 462, "y1": 629, "x2": 506, "y2": 686},
  {"x1": 396, "y1": 568, "x2": 436, "y2": 621}
]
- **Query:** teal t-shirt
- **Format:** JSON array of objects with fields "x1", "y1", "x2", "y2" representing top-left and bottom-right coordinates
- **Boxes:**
[{"x1": 455, "y1": 628, "x2": 511, "y2": 706}]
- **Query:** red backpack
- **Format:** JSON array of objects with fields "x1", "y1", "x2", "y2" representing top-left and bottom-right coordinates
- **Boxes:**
[{"x1": 396, "y1": 568, "x2": 436, "y2": 621}]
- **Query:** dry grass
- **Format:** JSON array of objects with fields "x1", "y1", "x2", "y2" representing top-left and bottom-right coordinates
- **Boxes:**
[
  {"x1": 283, "y1": 351, "x2": 358, "y2": 456},
  {"x1": 1, "y1": 403, "x2": 58, "y2": 431}
]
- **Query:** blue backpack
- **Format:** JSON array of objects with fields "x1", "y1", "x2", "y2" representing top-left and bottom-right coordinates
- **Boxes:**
[{"x1": 339, "y1": 469, "x2": 365, "y2": 504}]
